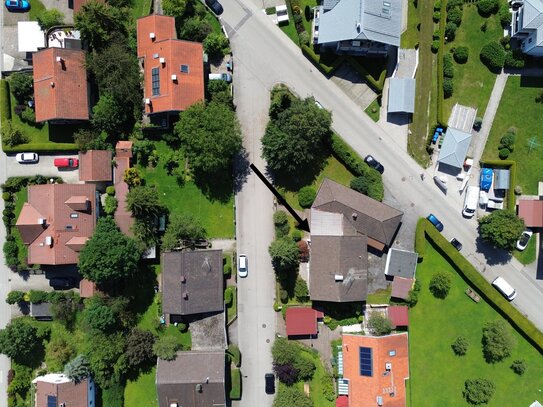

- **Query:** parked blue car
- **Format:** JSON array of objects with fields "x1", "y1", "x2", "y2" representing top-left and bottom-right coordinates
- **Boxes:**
[
  {"x1": 427, "y1": 213, "x2": 444, "y2": 232},
  {"x1": 5, "y1": 0, "x2": 30, "y2": 11}
]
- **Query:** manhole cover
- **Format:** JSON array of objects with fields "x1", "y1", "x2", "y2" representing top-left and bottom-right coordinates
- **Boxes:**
[
  {"x1": 266, "y1": 339, "x2": 270, "y2": 343},
  {"x1": 402, "y1": 177, "x2": 406, "y2": 182},
  {"x1": 411, "y1": 203, "x2": 415, "y2": 207},
  {"x1": 262, "y1": 324, "x2": 266, "y2": 328}
]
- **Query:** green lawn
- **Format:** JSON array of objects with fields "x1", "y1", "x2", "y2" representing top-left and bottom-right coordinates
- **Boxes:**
[
  {"x1": 226, "y1": 286, "x2": 237, "y2": 324},
  {"x1": 513, "y1": 236, "x2": 537, "y2": 265},
  {"x1": 131, "y1": 0, "x2": 152, "y2": 18},
  {"x1": 12, "y1": 187, "x2": 28, "y2": 265},
  {"x1": 279, "y1": 21, "x2": 300, "y2": 46},
  {"x1": 401, "y1": 0, "x2": 420, "y2": 48},
  {"x1": 366, "y1": 287, "x2": 391, "y2": 304},
  {"x1": 443, "y1": 4, "x2": 503, "y2": 120},
  {"x1": 139, "y1": 141, "x2": 234, "y2": 238},
  {"x1": 296, "y1": 350, "x2": 334, "y2": 407},
  {"x1": 28, "y1": 0, "x2": 45, "y2": 21},
  {"x1": 482, "y1": 76, "x2": 543, "y2": 195},
  {"x1": 409, "y1": 241, "x2": 543, "y2": 406},
  {"x1": 281, "y1": 154, "x2": 354, "y2": 211},
  {"x1": 125, "y1": 367, "x2": 157, "y2": 407},
  {"x1": 364, "y1": 98, "x2": 381, "y2": 122}
]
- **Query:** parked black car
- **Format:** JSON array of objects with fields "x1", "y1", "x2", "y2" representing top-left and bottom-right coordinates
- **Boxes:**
[
  {"x1": 450, "y1": 238, "x2": 462, "y2": 251},
  {"x1": 265, "y1": 373, "x2": 275, "y2": 394},
  {"x1": 364, "y1": 155, "x2": 384, "y2": 174},
  {"x1": 205, "y1": 0, "x2": 223, "y2": 15}
]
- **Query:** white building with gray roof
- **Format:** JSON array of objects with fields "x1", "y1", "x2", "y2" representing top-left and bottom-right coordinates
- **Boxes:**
[
  {"x1": 512, "y1": 0, "x2": 543, "y2": 56},
  {"x1": 314, "y1": 0, "x2": 402, "y2": 56}
]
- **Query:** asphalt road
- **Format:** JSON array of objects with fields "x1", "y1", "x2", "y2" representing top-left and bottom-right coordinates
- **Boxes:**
[{"x1": 224, "y1": 0, "x2": 543, "y2": 404}]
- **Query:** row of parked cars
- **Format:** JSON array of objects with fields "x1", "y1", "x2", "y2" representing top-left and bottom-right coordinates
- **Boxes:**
[{"x1": 15, "y1": 153, "x2": 79, "y2": 168}]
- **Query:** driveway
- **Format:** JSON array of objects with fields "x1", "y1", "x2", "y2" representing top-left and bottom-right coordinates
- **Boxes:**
[
  {"x1": 6, "y1": 153, "x2": 81, "y2": 183},
  {"x1": 1, "y1": 6, "x2": 30, "y2": 72}
]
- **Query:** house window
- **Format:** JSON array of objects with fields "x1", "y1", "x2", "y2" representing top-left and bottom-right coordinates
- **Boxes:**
[
  {"x1": 359, "y1": 347, "x2": 373, "y2": 377},
  {"x1": 180, "y1": 64, "x2": 189, "y2": 73},
  {"x1": 70, "y1": 213, "x2": 79, "y2": 218},
  {"x1": 66, "y1": 225, "x2": 73, "y2": 230},
  {"x1": 389, "y1": 350, "x2": 396, "y2": 357},
  {"x1": 152, "y1": 67, "x2": 160, "y2": 96}
]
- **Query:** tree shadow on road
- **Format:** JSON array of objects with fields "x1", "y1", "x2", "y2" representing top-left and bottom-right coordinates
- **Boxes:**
[{"x1": 475, "y1": 235, "x2": 512, "y2": 266}]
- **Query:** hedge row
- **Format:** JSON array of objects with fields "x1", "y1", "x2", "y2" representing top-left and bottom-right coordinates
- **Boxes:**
[
  {"x1": 0, "y1": 79, "x2": 11, "y2": 122},
  {"x1": 414, "y1": 218, "x2": 427, "y2": 261},
  {"x1": 229, "y1": 367, "x2": 242, "y2": 400},
  {"x1": 301, "y1": 45, "x2": 345, "y2": 76},
  {"x1": 417, "y1": 218, "x2": 543, "y2": 354},
  {"x1": 479, "y1": 160, "x2": 516, "y2": 211},
  {"x1": 227, "y1": 344, "x2": 242, "y2": 367},
  {"x1": 2, "y1": 143, "x2": 78, "y2": 153},
  {"x1": 436, "y1": 0, "x2": 448, "y2": 124},
  {"x1": 345, "y1": 57, "x2": 386, "y2": 94}
]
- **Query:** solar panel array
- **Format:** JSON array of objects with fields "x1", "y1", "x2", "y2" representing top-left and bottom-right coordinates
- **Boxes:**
[
  {"x1": 359, "y1": 346, "x2": 373, "y2": 377},
  {"x1": 47, "y1": 395, "x2": 57, "y2": 407}
]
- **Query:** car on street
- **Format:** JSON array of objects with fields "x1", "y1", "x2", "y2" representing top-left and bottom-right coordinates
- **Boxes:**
[
  {"x1": 364, "y1": 155, "x2": 384, "y2": 173},
  {"x1": 238, "y1": 254, "x2": 248, "y2": 278},
  {"x1": 492, "y1": 276, "x2": 517, "y2": 301},
  {"x1": 450, "y1": 238, "x2": 462, "y2": 251},
  {"x1": 4, "y1": 0, "x2": 29, "y2": 11},
  {"x1": 426, "y1": 213, "x2": 444, "y2": 232},
  {"x1": 49, "y1": 277, "x2": 76, "y2": 288},
  {"x1": 516, "y1": 229, "x2": 533, "y2": 251},
  {"x1": 209, "y1": 72, "x2": 232, "y2": 83},
  {"x1": 205, "y1": 0, "x2": 223, "y2": 15},
  {"x1": 265, "y1": 373, "x2": 275, "y2": 394},
  {"x1": 15, "y1": 152, "x2": 38, "y2": 163},
  {"x1": 314, "y1": 100, "x2": 324, "y2": 109},
  {"x1": 54, "y1": 158, "x2": 79, "y2": 168}
]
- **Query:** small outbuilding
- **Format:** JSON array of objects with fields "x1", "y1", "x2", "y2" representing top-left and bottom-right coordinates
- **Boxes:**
[
  {"x1": 285, "y1": 307, "x2": 321, "y2": 337},
  {"x1": 437, "y1": 127, "x2": 472, "y2": 170},
  {"x1": 518, "y1": 200, "x2": 543, "y2": 228},
  {"x1": 30, "y1": 302, "x2": 52, "y2": 321},
  {"x1": 494, "y1": 169, "x2": 510, "y2": 190},
  {"x1": 391, "y1": 277, "x2": 414, "y2": 300},
  {"x1": 387, "y1": 305, "x2": 409, "y2": 328},
  {"x1": 388, "y1": 78, "x2": 416, "y2": 114},
  {"x1": 385, "y1": 249, "x2": 418, "y2": 279}
]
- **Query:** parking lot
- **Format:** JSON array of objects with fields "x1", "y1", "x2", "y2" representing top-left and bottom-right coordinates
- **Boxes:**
[{"x1": 6, "y1": 153, "x2": 81, "y2": 183}]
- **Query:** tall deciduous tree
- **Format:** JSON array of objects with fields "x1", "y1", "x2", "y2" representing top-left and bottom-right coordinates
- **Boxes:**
[
  {"x1": 268, "y1": 237, "x2": 300, "y2": 273},
  {"x1": 174, "y1": 101, "x2": 242, "y2": 176},
  {"x1": 482, "y1": 320, "x2": 515, "y2": 363},
  {"x1": 272, "y1": 385, "x2": 312, "y2": 407},
  {"x1": 0, "y1": 319, "x2": 42, "y2": 365},
  {"x1": 126, "y1": 186, "x2": 165, "y2": 218},
  {"x1": 75, "y1": 2, "x2": 128, "y2": 52},
  {"x1": 478, "y1": 209, "x2": 525, "y2": 250},
  {"x1": 78, "y1": 218, "x2": 141, "y2": 283},
  {"x1": 125, "y1": 328, "x2": 156, "y2": 370},
  {"x1": 37, "y1": 8, "x2": 65, "y2": 31},
  {"x1": 162, "y1": 214, "x2": 206, "y2": 250},
  {"x1": 91, "y1": 93, "x2": 125, "y2": 135}
]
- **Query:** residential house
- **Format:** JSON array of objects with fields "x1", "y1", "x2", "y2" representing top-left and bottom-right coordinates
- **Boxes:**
[
  {"x1": 518, "y1": 199, "x2": 543, "y2": 228},
  {"x1": 156, "y1": 351, "x2": 225, "y2": 407},
  {"x1": 511, "y1": 0, "x2": 543, "y2": 56},
  {"x1": 78, "y1": 150, "x2": 113, "y2": 184},
  {"x1": 137, "y1": 14, "x2": 204, "y2": 125},
  {"x1": 314, "y1": 0, "x2": 402, "y2": 56},
  {"x1": 32, "y1": 373, "x2": 95, "y2": 407},
  {"x1": 341, "y1": 333, "x2": 409, "y2": 406},
  {"x1": 16, "y1": 184, "x2": 96, "y2": 265},
  {"x1": 162, "y1": 250, "x2": 224, "y2": 324},
  {"x1": 113, "y1": 141, "x2": 134, "y2": 236},
  {"x1": 33, "y1": 47, "x2": 89, "y2": 123},
  {"x1": 437, "y1": 127, "x2": 472, "y2": 170}
]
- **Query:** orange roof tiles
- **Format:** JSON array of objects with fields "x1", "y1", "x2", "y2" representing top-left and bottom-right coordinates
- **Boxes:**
[
  {"x1": 342, "y1": 333, "x2": 409, "y2": 407},
  {"x1": 79, "y1": 150, "x2": 113, "y2": 182},
  {"x1": 137, "y1": 14, "x2": 204, "y2": 114},
  {"x1": 518, "y1": 199, "x2": 543, "y2": 228},
  {"x1": 33, "y1": 48, "x2": 89, "y2": 122},
  {"x1": 79, "y1": 278, "x2": 97, "y2": 298},
  {"x1": 16, "y1": 184, "x2": 96, "y2": 265},
  {"x1": 34, "y1": 375, "x2": 91, "y2": 407},
  {"x1": 387, "y1": 306, "x2": 409, "y2": 328}
]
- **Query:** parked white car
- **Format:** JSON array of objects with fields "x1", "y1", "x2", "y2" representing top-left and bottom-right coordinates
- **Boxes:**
[
  {"x1": 238, "y1": 254, "x2": 248, "y2": 278},
  {"x1": 516, "y1": 230, "x2": 533, "y2": 251},
  {"x1": 276, "y1": 5, "x2": 289, "y2": 23},
  {"x1": 15, "y1": 152, "x2": 38, "y2": 163}
]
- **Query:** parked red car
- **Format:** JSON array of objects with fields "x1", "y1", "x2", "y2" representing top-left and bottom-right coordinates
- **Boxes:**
[{"x1": 54, "y1": 158, "x2": 79, "y2": 168}]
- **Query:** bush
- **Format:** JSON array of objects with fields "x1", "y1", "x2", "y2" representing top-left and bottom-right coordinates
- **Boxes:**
[
  {"x1": 230, "y1": 367, "x2": 241, "y2": 400},
  {"x1": 433, "y1": 11, "x2": 441, "y2": 22},
  {"x1": 2, "y1": 192, "x2": 10, "y2": 201},
  {"x1": 434, "y1": 0, "x2": 441, "y2": 10},
  {"x1": 28, "y1": 290, "x2": 47, "y2": 304},
  {"x1": 6, "y1": 291, "x2": 25, "y2": 305},
  {"x1": 3, "y1": 240, "x2": 18, "y2": 268},
  {"x1": 367, "y1": 313, "x2": 392, "y2": 336},
  {"x1": 223, "y1": 263, "x2": 232, "y2": 276},
  {"x1": 443, "y1": 54, "x2": 454, "y2": 78},
  {"x1": 446, "y1": 0, "x2": 463, "y2": 10},
  {"x1": 294, "y1": 356, "x2": 315, "y2": 380},
  {"x1": 2, "y1": 121, "x2": 29, "y2": 147},
  {"x1": 279, "y1": 289, "x2": 288, "y2": 304},
  {"x1": 451, "y1": 336, "x2": 469, "y2": 356},
  {"x1": 480, "y1": 42, "x2": 506, "y2": 72},
  {"x1": 477, "y1": 0, "x2": 499, "y2": 16},
  {"x1": 431, "y1": 40, "x2": 440, "y2": 53},
  {"x1": 473, "y1": 117, "x2": 483, "y2": 130},
  {"x1": 104, "y1": 195, "x2": 118, "y2": 216},
  {"x1": 482, "y1": 320, "x2": 515, "y2": 363},
  {"x1": 498, "y1": 148, "x2": 510, "y2": 159},
  {"x1": 294, "y1": 277, "x2": 309, "y2": 302},
  {"x1": 349, "y1": 171, "x2": 384, "y2": 201},
  {"x1": 443, "y1": 77, "x2": 454, "y2": 99},
  {"x1": 101, "y1": 381, "x2": 124, "y2": 407},
  {"x1": 463, "y1": 378, "x2": 495, "y2": 404},
  {"x1": 298, "y1": 186, "x2": 316, "y2": 208},
  {"x1": 510, "y1": 359, "x2": 526, "y2": 375},
  {"x1": 499, "y1": 131, "x2": 516, "y2": 151},
  {"x1": 447, "y1": 7, "x2": 462, "y2": 26},
  {"x1": 274, "y1": 362, "x2": 298, "y2": 385},
  {"x1": 203, "y1": 32, "x2": 230, "y2": 57},
  {"x1": 433, "y1": 30, "x2": 441, "y2": 41},
  {"x1": 299, "y1": 31, "x2": 310, "y2": 47},
  {"x1": 445, "y1": 22, "x2": 457, "y2": 41},
  {"x1": 453, "y1": 46, "x2": 469, "y2": 63},
  {"x1": 9, "y1": 73, "x2": 33, "y2": 103},
  {"x1": 20, "y1": 107, "x2": 35, "y2": 124},
  {"x1": 177, "y1": 322, "x2": 188, "y2": 333},
  {"x1": 297, "y1": 240, "x2": 309, "y2": 262},
  {"x1": 225, "y1": 287, "x2": 234, "y2": 307},
  {"x1": 227, "y1": 344, "x2": 241, "y2": 367},
  {"x1": 265, "y1": 6, "x2": 275, "y2": 14},
  {"x1": 291, "y1": 229, "x2": 303, "y2": 242},
  {"x1": 106, "y1": 186, "x2": 115, "y2": 196},
  {"x1": 504, "y1": 49, "x2": 526, "y2": 69},
  {"x1": 273, "y1": 211, "x2": 290, "y2": 238},
  {"x1": 407, "y1": 279, "x2": 421, "y2": 307},
  {"x1": 499, "y1": 3, "x2": 511, "y2": 26},
  {"x1": 321, "y1": 374, "x2": 336, "y2": 401},
  {"x1": 429, "y1": 271, "x2": 452, "y2": 298}
]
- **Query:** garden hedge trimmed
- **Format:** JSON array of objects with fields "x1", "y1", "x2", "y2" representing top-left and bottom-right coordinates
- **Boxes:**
[
  {"x1": 229, "y1": 367, "x2": 241, "y2": 400},
  {"x1": 301, "y1": 45, "x2": 345, "y2": 76},
  {"x1": 2, "y1": 143, "x2": 78, "y2": 153},
  {"x1": 416, "y1": 218, "x2": 543, "y2": 354},
  {"x1": 0, "y1": 79, "x2": 11, "y2": 122},
  {"x1": 345, "y1": 57, "x2": 386, "y2": 94},
  {"x1": 480, "y1": 160, "x2": 516, "y2": 211},
  {"x1": 436, "y1": 0, "x2": 448, "y2": 125}
]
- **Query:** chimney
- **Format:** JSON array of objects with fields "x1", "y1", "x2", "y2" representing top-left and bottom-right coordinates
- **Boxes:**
[
  {"x1": 145, "y1": 98, "x2": 151, "y2": 105},
  {"x1": 50, "y1": 82, "x2": 55, "y2": 88},
  {"x1": 56, "y1": 56, "x2": 63, "y2": 63},
  {"x1": 183, "y1": 291, "x2": 189, "y2": 300},
  {"x1": 160, "y1": 57, "x2": 165, "y2": 65},
  {"x1": 181, "y1": 275, "x2": 186, "y2": 283},
  {"x1": 352, "y1": 212, "x2": 358, "y2": 220},
  {"x1": 171, "y1": 74, "x2": 177, "y2": 81},
  {"x1": 334, "y1": 274, "x2": 344, "y2": 282},
  {"x1": 149, "y1": 32, "x2": 156, "y2": 40}
]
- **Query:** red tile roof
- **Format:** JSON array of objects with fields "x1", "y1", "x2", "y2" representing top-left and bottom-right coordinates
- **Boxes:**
[
  {"x1": 518, "y1": 199, "x2": 543, "y2": 228},
  {"x1": 34, "y1": 374, "x2": 91, "y2": 407},
  {"x1": 114, "y1": 141, "x2": 134, "y2": 236},
  {"x1": 137, "y1": 15, "x2": 204, "y2": 114},
  {"x1": 336, "y1": 395, "x2": 349, "y2": 407},
  {"x1": 16, "y1": 184, "x2": 96, "y2": 265},
  {"x1": 72, "y1": 0, "x2": 104, "y2": 13},
  {"x1": 387, "y1": 306, "x2": 409, "y2": 328},
  {"x1": 342, "y1": 333, "x2": 409, "y2": 407},
  {"x1": 79, "y1": 150, "x2": 113, "y2": 182},
  {"x1": 391, "y1": 277, "x2": 413, "y2": 300},
  {"x1": 79, "y1": 278, "x2": 96, "y2": 298},
  {"x1": 285, "y1": 307, "x2": 318, "y2": 336},
  {"x1": 33, "y1": 48, "x2": 89, "y2": 122}
]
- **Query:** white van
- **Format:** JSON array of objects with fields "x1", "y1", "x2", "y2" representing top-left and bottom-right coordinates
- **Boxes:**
[
  {"x1": 462, "y1": 186, "x2": 480, "y2": 218},
  {"x1": 209, "y1": 73, "x2": 232, "y2": 83},
  {"x1": 492, "y1": 277, "x2": 517, "y2": 301}
]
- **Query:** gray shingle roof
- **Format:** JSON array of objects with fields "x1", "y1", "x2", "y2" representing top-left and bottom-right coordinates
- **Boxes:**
[
  {"x1": 437, "y1": 127, "x2": 472, "y2": 169},
  {"x1": 157, "y1": 351, "x2": 225, "y2": 407},
  {"x1": 388, "y1": 78, "x2": 416, "y2": 113},
  {"x1": 384, "y1": 248, "x2": 418, "y2": 279},
  {"x1": 162, "y1": 250, "x2": 224, "y2": 317}
]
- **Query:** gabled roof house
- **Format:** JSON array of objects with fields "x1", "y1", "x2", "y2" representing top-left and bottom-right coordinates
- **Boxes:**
[
  {"x1": 157, "y1": 351, "x2": 225, "y2": 407},
  {"x1": 32, "y1": 373, "x2": 95, "y2": 407},
  {"x1": 78, "y1": 150, "x2": 112, "y2": 182},
  {"x1": 16, "y1": 184, "x2": 96, "y2": 265},
  {"x1": 512, "y1": 0, "x2": 543, "y2": 56},
  {"x1": 162, "y1": 250, "x2": 224, "y2": 323},
  {"x1": 137, "y1": 14, "x2": 204, "y2": 120},
  {"x1": 33, "y1": 47, "x2": 89, "y2": 123},
  {"x1": 314, "y1": 0, "x2": 402, "y2": 56}
]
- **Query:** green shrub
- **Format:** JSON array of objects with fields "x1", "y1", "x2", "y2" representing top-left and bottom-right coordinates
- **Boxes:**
[
  {"x1": 447, "y1": 6, "x2": 462, "y2": 26},
  {"x1": 298, "y1": 186, "x2": 316, "y2": 208},
  {"x1": 446, "y1": 0, "x2": 463, "y2": 10},
  {"x1": 225, "y1": 287, "x2": 234, "y2": 307},
  {"x1": 291, "y1": 229, "x2": 303, "y2": 242},
  {"x1": 434, "y1": 0, "x2": 441, "y2": 10},
  {"x1": 445, "y1": 22, "x2": 457, "y2": 41},
  {"x1": 294, "y1": 277, "x2": 309, "y2": 302},
  {"x1": 498, "y1": 148, "x2": 510, "y2": 159},
  {"x1": 414, "y1": 218, "x2": 427, "y2": 260},
  {"x1": 299, "y1": 31, "x2": 310, "y2": 47},
  {"x1": 20, "y1": 107, "x2": 35, "y2": 124},
  {"x1": 101, "y1": 381, "x2": 124, "y2": 407},
  {"x1": 477, "y1": 0, "x2": 499, "y2": 16},
  {"x1": 3, "y1": 239, "x2": 18, "y2": 268},
  {"x1": 429, "y1": 271, "x2": 452, "y2": 298},
  {"x1": 473, "y1": 117, "x2": 483, "y2": 130},
  {"x1": 504, "y1": 49, "x2": 526, "y2": 69},
  {"x1": 443, "y1": 77, "x2": 454, "y2": 98},
  {"x1": 273, "y1": 211, "x2": 290, "y2": 238},
  {"x1": 321, "y1": 374, "x2": 336, "y2": 401},
  {"x1": 28, "y1": 290, "x2": 47, "y2": 304},
  {"x1": 2, "y1": 192, "x2": 10, "y2": 200},
  {"x1": 104, "y1": 195, "x2": 118, "y2": 216},
  {"x1": 368, "y1": 313, "x2": 392, "y2": 336},
  {"x1": 451, "y1": 335, "x2": 469, "y2": 356},
  {"x1": 2, "y1": 121, "x2": 29, "y2": 147},
  {"x1": 301, "y1": 45, "x2": 344, "y2": 76},
  {"x1": 6, "y1": 291, "x2": 25, "y2": 305},
  {"x1": 106, "y1": 186, "x2": 115, "y2": 196},
  {"x1": 431, "y1": 40, "x2": 440, "y2": 53},
  {"x1": 177, "y1": 322, "x2": 188, "y2": 333},
  {"x1": 499, "y1": 3, "x2": 511, "y2": 26},
  {"x1": 279, "y1": 289, "x2": 288, "y2": 304},
  {"x1": 223, "y1": 263, "x2": 232, "y2": 276},
  {"x1": 499, "y1": 131, "x2": 516, "y2": 151},
  {"x1": 227, "y1": 344, "x2": 241, "y2": 367},
  {"x1": 480, "y1": 42, "x2": 506, "y2": 72},
  {"x1": 433, "y1": 11, "x2": 441, "y2": 22},
  {"x1": 443, "y1": 54, "x2": 454, "y2": 78},
  {"x1": 294, "y1": 356, "x2": 315, "y2": 380},
  {"x1": 229, "y1": 367, "x2": 241, "y2": 400},
  {"x1": 482, "y1": 320, "x2": 515, "y2": 363},
  {"x1": 9, "y1": 73, "x2": 33, "y2": 104},
  {"x1": 433, "y1": 30, "x2": 441, "y2": 40},
  {"x1": 265, "y1": 6, "x2": 275, "y2": 14},
  {"x1": 463, "y1": 378, "x2": 495, "y2": 404},
  {"x1": 453, "y1": 46, "x2": 469, "y2": 63},
  {"x1": 510, "y1": 359, "x2": 526, "y2": 375}
]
